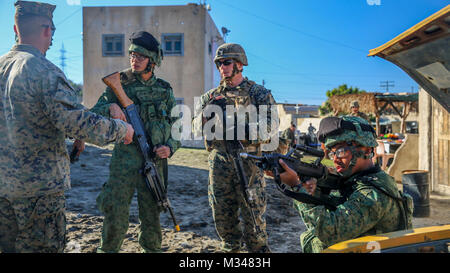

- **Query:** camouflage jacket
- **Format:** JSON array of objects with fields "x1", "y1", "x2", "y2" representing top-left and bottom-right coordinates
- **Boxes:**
[
  {"x1": 197, "y1": 78, "x2": 277, "y2": 152},
  {"x1": 281, "y1": 127, "x2": 295, "y2": 143},
  {"x1": 0, "y1": 44, "x2": 128, "y2": 199},
  {"x1": 91, "y1": 69, "x2": 181, "y2": 161},
  {"x1": 294, "y1": 167, "x2": 413, "y2": 249},
  {"x1": 350, "y1": 111, "x2": 369, "y2": 121}
]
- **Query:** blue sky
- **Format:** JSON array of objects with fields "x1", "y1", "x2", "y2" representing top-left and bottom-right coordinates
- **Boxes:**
[{"x1": 0, "y1": 0, "x2": 447, "y2": 105}]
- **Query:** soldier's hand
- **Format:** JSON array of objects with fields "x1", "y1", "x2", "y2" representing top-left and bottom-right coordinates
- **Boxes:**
[
  {"x1": 123, "y1": 123, "x2": 134, "y2": 145},
  {"x1": 278, "y1": 159, "x2": 300, "y2": 187},
  {"x1": 73, "y1": 139, "x2": 85, "y2": 156},
  {"x1": 110, "y1": 103, "x2": 127, "y2": 122},
  {"x1": 154, "y1": 145, "x2": 171, "y2": 159},
  {"x1": 302, "y1": 178, "x2": 317, "y2": 195},
  {"x1": 264, "y1": 170, "x2": 274, "y2": 177}
]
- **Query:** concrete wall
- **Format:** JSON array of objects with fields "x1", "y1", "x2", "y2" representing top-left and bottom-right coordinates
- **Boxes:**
[
  {"x1": 277, "y1": 105, "x2": 292, "y2": 131},
  {"x1": 387, "y1": 134, "x2": 419, "y2": 182},
  {"x1": 418, "y1": 89, "x2": 432, "y2": 173},
  {"x1": 82, "y1": 4, "x2": 221, "y2": 112},
  {"x1": 418, "y1": 88, "x2": 450, "y2": 195},
  {"x1": 203, "y1": 12, "x2": 223, "y2": 94}
]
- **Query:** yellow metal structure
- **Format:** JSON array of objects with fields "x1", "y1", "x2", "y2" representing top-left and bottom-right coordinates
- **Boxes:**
[{"x1": 323, "y1": 224, "x2": 450, "y2": 253}]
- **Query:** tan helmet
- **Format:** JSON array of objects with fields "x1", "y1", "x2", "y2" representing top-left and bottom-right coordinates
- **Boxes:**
[
  {"x1": 350, "y1": 100, "x2": 360, "y2": 108},
  {"x1": 214, "y1": 43, "x2": 248, "y2": 66}
]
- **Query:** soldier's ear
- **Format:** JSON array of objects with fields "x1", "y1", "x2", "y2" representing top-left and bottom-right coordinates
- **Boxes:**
[{"x1": 42, "y1": 25, "x2": 52, "y2": 38}]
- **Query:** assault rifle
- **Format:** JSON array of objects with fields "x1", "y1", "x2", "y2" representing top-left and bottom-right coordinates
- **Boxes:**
[
  {"x1": 225, "y1": 140, "x2": 261, "y2": 234},
  {"x1": 102, "y1": 72, "x2": 180, "y2": 232},
  {"x1": 207, "y1": 96, "x2": 260, "y2": 234},
  {"x1": 240, "y1": 144, "x2": 344, "y2": 210}
]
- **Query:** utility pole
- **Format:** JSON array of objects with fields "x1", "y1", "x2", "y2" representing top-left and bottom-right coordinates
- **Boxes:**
[
  {"x1": 380, "y1": 80, "x2": 394, "y2": 93},
  {"x1": 221, "y1": 27, "x2": 230, "y2": 42},
  {"x1": 59, "y1": 43, "x2": 67, "y2": 74}
]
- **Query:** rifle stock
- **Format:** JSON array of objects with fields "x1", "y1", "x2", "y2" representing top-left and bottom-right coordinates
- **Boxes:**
[{"x1": 102, "y1": 72, "x2": 134, "y2": 108}]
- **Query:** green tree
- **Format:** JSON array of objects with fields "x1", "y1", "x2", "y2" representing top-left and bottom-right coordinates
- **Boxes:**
[{"x1": 319, "y1": 84, "x2": 366, "y2": 115}]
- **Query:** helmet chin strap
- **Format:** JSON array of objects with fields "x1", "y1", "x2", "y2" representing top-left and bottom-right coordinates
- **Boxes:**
[
  {"x1": 132, "y1": 62, "x2": 154, "y2": 78},
  {"x1": 339, "y1": 156, "x2": 358, "y2": 178},
  {"x1": 338, "y1": 145, "x2": 367, "y2": 178}
]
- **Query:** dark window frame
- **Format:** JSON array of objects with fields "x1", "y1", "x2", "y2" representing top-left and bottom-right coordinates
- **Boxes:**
[
  {"x1": 161, "y1": 33, "x2": 184, "y2": 56},
  {"x1": 102, "y1": 34, "x2": 125, "y2": 57}
]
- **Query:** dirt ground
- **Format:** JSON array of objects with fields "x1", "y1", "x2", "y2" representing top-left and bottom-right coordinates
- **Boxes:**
[{"x1": 64, "y1": 141, "x2": 450, "y2": 253}]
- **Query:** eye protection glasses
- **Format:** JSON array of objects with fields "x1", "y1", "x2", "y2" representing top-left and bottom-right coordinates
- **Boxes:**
[
  {"x1": 328, "y1": 146, "x2": 353, "y2": 160},
  {"x1": 216, "y1": 59, "x2": 234, "y2": 67},
  {"x1": 129, "y1": 52, "x2": 148, "y2": 62}
]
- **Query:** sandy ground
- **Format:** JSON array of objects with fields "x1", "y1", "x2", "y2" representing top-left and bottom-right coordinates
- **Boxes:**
[{"x1": 64, "y1": 141, "x2": 450, "y2": 253}]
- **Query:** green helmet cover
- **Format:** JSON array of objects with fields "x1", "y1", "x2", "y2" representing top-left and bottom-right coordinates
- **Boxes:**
[{"x1": 323, "y1": 116, "x2": 378, "y2": 149}]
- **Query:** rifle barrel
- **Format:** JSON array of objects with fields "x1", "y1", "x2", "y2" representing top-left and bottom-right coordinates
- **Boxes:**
[{"x1": 294, "y1": 144, "x2": 324, "y2": 158}]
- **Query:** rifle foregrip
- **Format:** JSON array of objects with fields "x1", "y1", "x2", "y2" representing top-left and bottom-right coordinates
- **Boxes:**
[{"x1": 102, "y1": 72, "x2": 134, "y2": 108}]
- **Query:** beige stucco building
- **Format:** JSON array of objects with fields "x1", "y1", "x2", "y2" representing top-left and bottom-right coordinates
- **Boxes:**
[{"x1": 82, "y1": 3, "x2": 223, "y2": 112}]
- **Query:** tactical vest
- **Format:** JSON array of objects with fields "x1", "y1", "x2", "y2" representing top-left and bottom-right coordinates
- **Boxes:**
[
  {"x1": 119, "y1": 68, "x2": 173, "y2": 146},
  {"x1": 204, "y1": 80, "x2": 264, "y2": 154},
  {"x1": 340, "y1": 167, "x2": 414, "y2": 231}
]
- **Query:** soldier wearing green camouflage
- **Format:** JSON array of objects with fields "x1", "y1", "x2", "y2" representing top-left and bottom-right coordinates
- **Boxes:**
[
  {"x1": 350, "y1": 100, "x2": 369, "y2": 121},
  {"x1": 0, "y1": 1, "x2": 132, "y2": 253},
  {"x1": 197, "y1": 43, "x2": 277, "y2": 253},
  {"x1": 281, "y1": 123, "x2": 296, "y2": 147},
  {"x1": 90, "y1": 31, "x2": 180, "y2": 253},
  {"x1": 276, "y1": 116, "x2": 413, "y2": 253}
]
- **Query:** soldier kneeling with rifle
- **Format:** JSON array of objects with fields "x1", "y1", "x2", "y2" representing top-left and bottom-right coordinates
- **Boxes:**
[{"x1": 255, "y1": 116, "x2": 413, "y2": 253}]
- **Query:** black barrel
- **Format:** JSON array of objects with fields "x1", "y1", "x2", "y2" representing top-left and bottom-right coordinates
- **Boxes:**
[{"x1": 402, "y1": 170, "x2": 430, "y2": 217}]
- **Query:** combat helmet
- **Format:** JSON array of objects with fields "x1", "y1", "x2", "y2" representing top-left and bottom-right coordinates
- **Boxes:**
[
  {"x1": 128, "y1": 31, "x2": 163, "y2": 68},
  {"x1": 318, "y1": 116, "x2": 377, "y2": 149},
  {"x1": 350, "y1": 100, "x2": 360, "y2": 108},
  {"x1": 214, "y1": 43, "x2": 248, "y2": 66}
]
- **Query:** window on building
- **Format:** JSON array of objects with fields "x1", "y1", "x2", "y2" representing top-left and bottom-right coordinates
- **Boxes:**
[
  {"x1": 102, "y1": 34, "x2": 124, "y2": 57},
  {"x1": 161, "y1": 33, "x2": 184, "y2": 56}
]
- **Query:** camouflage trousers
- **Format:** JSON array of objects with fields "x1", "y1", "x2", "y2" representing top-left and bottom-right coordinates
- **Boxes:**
[
  {"x1": 300, "y1": 229, "x2": 326, "y2": 253},
  {"x1": 0, "y1": 192, "x2": 66, "y2": 253},
  {"x1": 96, "y1": 156, "x2": 167, "y2": 253},
  {"x1": 208, "y1": 149, "x2": 270, "y2": 253}
]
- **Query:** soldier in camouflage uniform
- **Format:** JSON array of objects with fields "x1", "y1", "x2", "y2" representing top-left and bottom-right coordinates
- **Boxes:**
[
  {"x1": 350, "y1": 100, "x2": 369, "y2": 121},
  {"x1": 90, "y1": 31, "x2": 180, "y2": 253},
  {"x1": 0, "y1": 1, "x2": 133, "y2": 253},
  {"x1": 196, "y1": 43, "x2": 277, "y2": 253},
  {"x1": 281, "y1": 122, "x2": 296, "y2": 148},
  {"x1": 274, "y1": 116, "x2": 413, "y2": 253}
]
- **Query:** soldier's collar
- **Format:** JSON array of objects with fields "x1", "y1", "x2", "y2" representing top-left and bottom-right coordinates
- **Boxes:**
[
  {"x1": 11, "y1": 44, "x2": 44, "y2": 58},
  {"x1": 136, "y1": 73, "x2": 157, "y2": 86},
  {"x1": 343, "y1": 165, "x2": 381, "y2": 186},
  {"x1": 222, "y1": 77, "x2": 249, "y2": 91}
]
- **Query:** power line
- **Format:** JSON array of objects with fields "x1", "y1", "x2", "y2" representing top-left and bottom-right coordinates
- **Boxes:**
[
  {"x1": 214, "y1": 0, "x2": 366, "y2": 53},
  {"x1": 59, "y1": 43, "x2": 67, "y2": 74},
  {"x1": 55, "y1": 7, "x2": 82, "y2": 26},
  {"x1": 380, "y1": 80, "x2": 395, "y2": 92}
]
